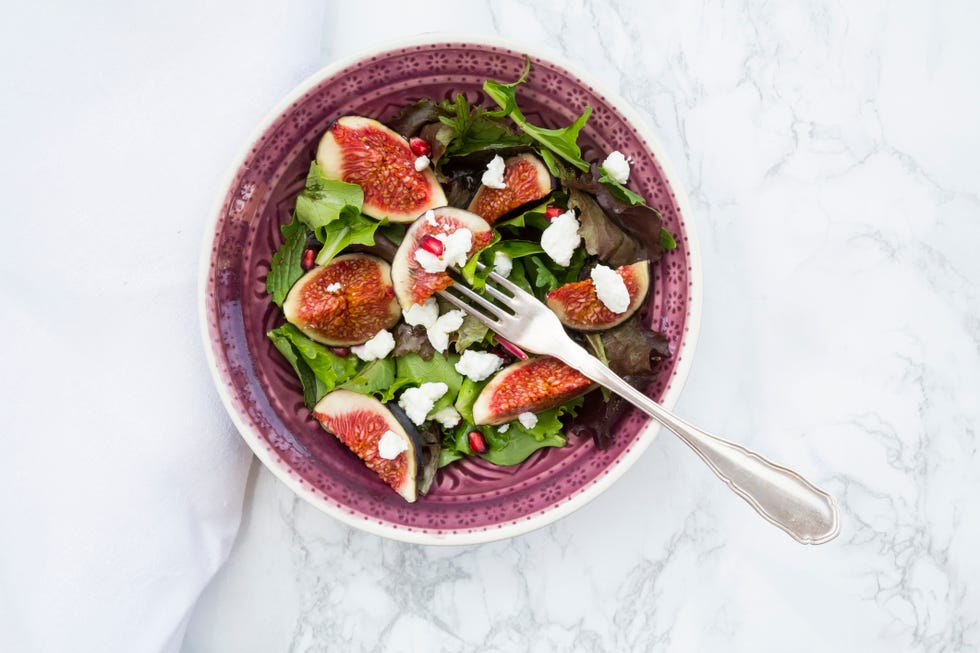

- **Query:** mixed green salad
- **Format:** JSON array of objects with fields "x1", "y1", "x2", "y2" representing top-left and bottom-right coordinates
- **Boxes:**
[{"x1": 264, "y1": 59, "x2": 676, "y2": 501}]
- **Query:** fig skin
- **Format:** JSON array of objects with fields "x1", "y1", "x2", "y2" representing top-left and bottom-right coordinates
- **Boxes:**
[
  {"x1": 313, "y1": 389, "x2": 418, "y2": 502},
  {"x1": 546, "y1": 260, "x2": 650, "y2": 331},
  {"x1": 471, "y1": 357, "x2": 595, "y2": 426},
  {"x1": 316, "y1": 115, "x2": 447, "y2": 223},
  {"x1": 467, "y1": 152, "x2": 553, "y2": 224},
  {"x1": 390, "y1": 207, "x2": 494, "y2": 310},
  {"x1": 283, "y1": 253, "x2": 401, "y2": 346}
]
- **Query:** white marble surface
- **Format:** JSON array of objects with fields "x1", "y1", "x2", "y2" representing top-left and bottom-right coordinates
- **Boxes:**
[
  {"x1": 181, "y1": 1, "x2": 980, "y2": 651},
  {"x1": 7, "y1": 0, "x2": 973, "y2": 651}
]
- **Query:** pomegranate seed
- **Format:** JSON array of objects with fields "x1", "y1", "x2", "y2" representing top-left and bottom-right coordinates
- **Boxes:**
[
  {"x1": 409, "y1": 137, "x2": 432, "y2": 157},
  {"x1": 420, "y1": 235, "x2": 444, "y2": 256},
  {"x1": 330, "y1": 347, "x2": 349, "y2": 356},
  {"x1": 302, "y1": 248, "x2": 316, "y2": 270},
  {"x1": 496, "y1": 336, "x2": 528, "y2": 360},
  {"x1": 544, "y1": 205, "x2": 563, "y2": 220},
  {"x1": 468, "y1": 430, "x2": 488, "y2": 454}
]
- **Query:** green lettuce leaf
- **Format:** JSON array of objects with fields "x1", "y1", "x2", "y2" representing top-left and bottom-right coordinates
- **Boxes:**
[
  {"x1": 314, "y1": 212, "x2": 385, "y2": 266},
  {"x1": 394, "y1": 352, "x2": 465, "y2": 413},
  {"x1": 268, "y1": 329, "x2": 323, "y2": 408},
  {"x1": 294, "y1": 162, "x2": 364, "y2": 233},
  {"x1": 484, "y1": 59, "x2": 592, "y2": 172},
  {"x1": 265, "y1": 216, "x2": 307, "y2": 306},
  {"x1": 267, "y1": 324, "x2": 359, "y2": 406},
  {"x1": 660, "y1": 228, "x2": 677, "y2": 251},
  {"x1": 338, "y1": 358, "x2": 396, "y2": 398},
  {"x1": 453, "y1": 316, "x2": 490, "y2": 353}
]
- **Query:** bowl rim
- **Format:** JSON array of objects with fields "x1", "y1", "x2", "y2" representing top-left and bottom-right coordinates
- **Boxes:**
[{"x1": 198, "y1": 32, "x2": 703, "y2": 546}]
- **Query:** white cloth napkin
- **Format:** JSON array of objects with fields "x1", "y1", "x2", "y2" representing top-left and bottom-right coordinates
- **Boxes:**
[{"x1": 0, "y1": 1, "x2": 324, "y2": 651}]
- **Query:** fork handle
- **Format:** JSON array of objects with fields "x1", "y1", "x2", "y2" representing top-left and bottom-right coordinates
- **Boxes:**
[{"x1": 567, "y1": 351, "x2": 840, "y2": 544}]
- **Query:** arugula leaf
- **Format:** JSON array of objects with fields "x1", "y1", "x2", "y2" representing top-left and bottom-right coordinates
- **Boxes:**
[
  {"x1": 436, "y1": 94, "x2": 533, "y2": 160},
  {"x1": 483, "y1": 58, "x2": 592, "y2": 172},
  {"x1": 660, "y1": 227, "x2": 677, "y2": 251},
  {"x1": 539, "y1": 148, "x2": 562, "y2": 177},
  {"x1": 266, "y1": 216, "x2": 308, "y2": 306},
  {"x1": 526, "y1": 255, "x2": 560, "y2": 294},
  {"x1": 598, "y1": 166, "x2": 645, "y2": 206}
]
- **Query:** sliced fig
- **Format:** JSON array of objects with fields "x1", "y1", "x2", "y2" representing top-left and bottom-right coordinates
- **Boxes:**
[
  {"x1": 467, "y1": 153, "x2": 553, "y2": 224},
  {"x1": 390, "y1": 207, "x2": 494, "y2": 309},
  {"x1": 313, "y1": 389, "x2": 418, "y2": 502},
  {"x1": 283, "y1": 253, "x2": 400, "y2": 346},
  {"x1": 316, "y1": 116, "x2": 447, "y2": 222},
  {"x1": 471, "y1": 357, "x2": 595, "y2": 426},
  {"x1": 546, "y1": 260, "x2": 650, "y2": 331}
]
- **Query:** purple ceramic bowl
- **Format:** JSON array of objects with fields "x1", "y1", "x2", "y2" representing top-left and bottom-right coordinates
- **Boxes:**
[{"x1": 199, "y1": 35, "x2": 702, "y2": 544}]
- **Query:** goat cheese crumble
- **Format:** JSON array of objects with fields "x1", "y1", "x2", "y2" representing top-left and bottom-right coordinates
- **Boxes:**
[
  {"x1": 398, "y1": 382, "x2": 449, "y2": 425},
  {"x1": 481, "y1": 154, "x2": 507, "y2": 189},
  {"x1": 403, "y1": 297, "x2": 439, "y2": 328},
  {"x1": 377, "y1": 430, "x2": 409, "y2": 460},
  {"x1": 454, "y1": 350, "x2": 504, "y2": 382},
  {"x1": 325, "y1": 282, "x2": 342, "y2": 293},
  {"x1": 601, "y1": 151, "x2": 631, "y2": 184},
  {"x1": 414, "y1": 228, "x2": 473, "y2": 273},
  {"x1": 517, "y1": 412, "x2": 538, "y2": 429},
  {"x1": 426, "y1": 309, "x2": 465, "y2": 353},
  {"x1": 351, "y1": 329, "x2": 395, "y2": 361},
  {"x1": 429, "y1": 406, "x2": 461, "y2": 428},
  {"x1": 590, "y1": 264, "x2": 630, "y2": 314},
  {"x1": 414, "y1": 155, "x2": 431, "y2": 171},
  {"x1": 541, "y1": 209, "x2": 581, "y2": 266},
  {"x1": 492, "y1": 251, "x2": 513, "y2": 277}
]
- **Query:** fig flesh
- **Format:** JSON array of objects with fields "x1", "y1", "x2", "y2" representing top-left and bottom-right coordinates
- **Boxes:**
[
  {"x1": 316, "y1": 116, "x2": 447, "y2": 222},
  {"x1": 467, "y1": 153, "x2": 553, "y2": 224},
  {"x1": 471, "y1": 357, "x2": 595, "y2": 426},
  {"x1": 390, "y1": 207, "x2": 494, "y2": 309},
  {"x1": 283, "y1": 253, "x2": 401, "y2": 346},
  {"x1": 546, "y1": 260, "x2": 650, "y2": 331},
  {"x1": 313, "y1": 389, "x2": 418, "y2": 502}
]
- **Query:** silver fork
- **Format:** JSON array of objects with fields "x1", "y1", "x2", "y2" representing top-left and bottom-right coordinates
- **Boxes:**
[{"x1": 438, "y1": 268, "x2": 840, "y2": 545}]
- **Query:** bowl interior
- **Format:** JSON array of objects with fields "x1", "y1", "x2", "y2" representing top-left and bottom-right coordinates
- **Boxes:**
[{"x1": 203, "y1": 41, "x2": 696, "y2": 540}]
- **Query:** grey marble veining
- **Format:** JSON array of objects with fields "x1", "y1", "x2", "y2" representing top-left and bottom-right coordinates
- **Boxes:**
[{"x1": 185, "y1": 1, "x2": 980, "y2": 651}]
